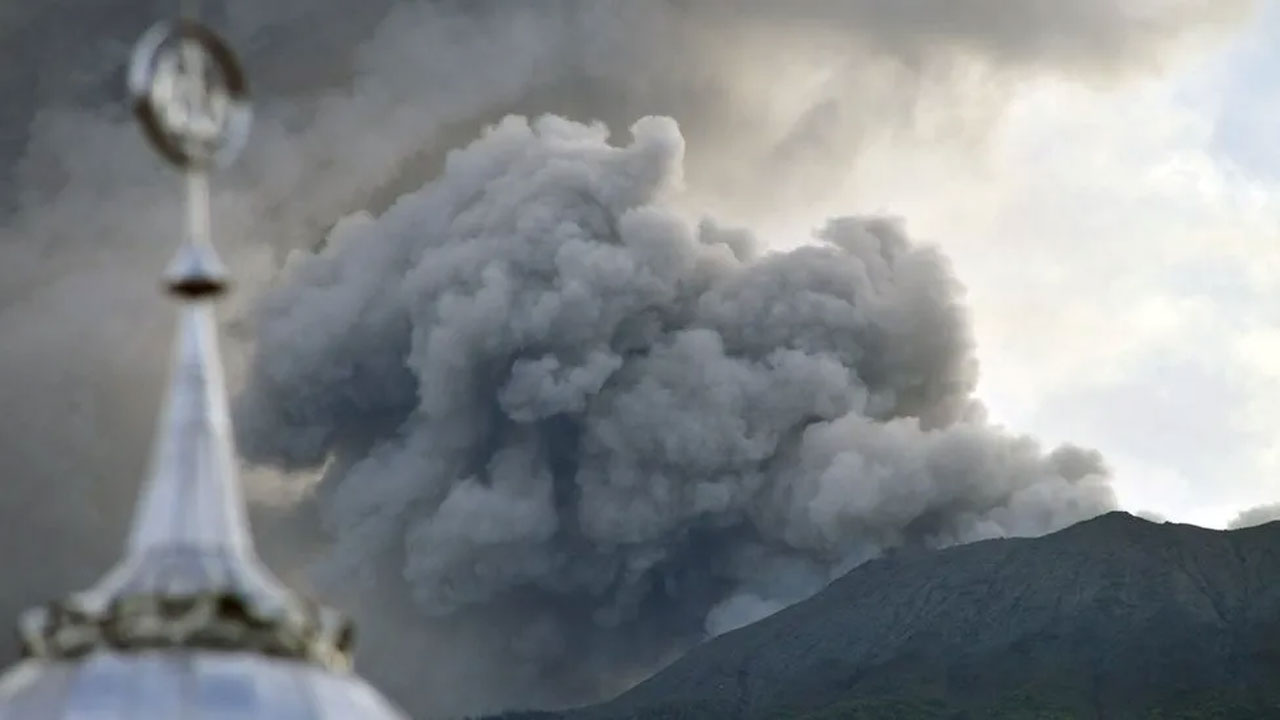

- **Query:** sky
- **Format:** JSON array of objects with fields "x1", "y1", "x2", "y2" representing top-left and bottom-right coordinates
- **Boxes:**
[
  {"x1": 774, "y1": 3, "x2": 1280, "y2": 529},
  {"x1": 0, "y1": 3, "x2": 1263, "y2": 541}
]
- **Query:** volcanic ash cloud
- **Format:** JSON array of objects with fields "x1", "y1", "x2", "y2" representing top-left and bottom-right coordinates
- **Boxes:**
[{"x1": 234, "y1": 113, "x2": 1116, "y2": 695}]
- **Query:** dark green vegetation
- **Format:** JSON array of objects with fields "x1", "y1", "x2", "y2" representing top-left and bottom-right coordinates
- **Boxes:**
[{"x1": 486, "y1": 514, "x2": 1280, "y2": 719}]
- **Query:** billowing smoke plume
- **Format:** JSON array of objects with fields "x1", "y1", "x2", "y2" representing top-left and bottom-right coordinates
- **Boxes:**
[
  {"x1": 1228, "y1": 503, "x2": 1280, "y2": 529},
  {"x1": 0, "y1": 1, "x2": 1250, "y2": 718},
  {"x1": 235, "y1": 114, "x2": 1116, "y2": 711}
]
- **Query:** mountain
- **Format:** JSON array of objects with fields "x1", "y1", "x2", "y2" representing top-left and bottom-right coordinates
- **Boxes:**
[{"x1": 487, "y1": 513, "x2": 1280, "y2": 719}]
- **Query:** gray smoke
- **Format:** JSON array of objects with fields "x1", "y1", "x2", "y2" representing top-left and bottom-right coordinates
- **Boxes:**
[
  {"x1": 235, "y1": 114, "x2": 1116, "y2": 713},
  {"x1": 226, "y1": 0, "x2": 1254, "y2": 232},
  {"x1": 0, "y1": 1, "x2": 1250, "y2": 718},
  {"x1": 1228, "y1": 503, "x2": 1280, "y2": 529}
]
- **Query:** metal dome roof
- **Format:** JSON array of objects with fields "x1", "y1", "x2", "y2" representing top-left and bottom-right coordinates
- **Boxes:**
[
  {"x1": 0, "y1": 14, "x2": 409, "y2": 720},
  {"x1": 0, "y1": 652, "x2": 405, "y2": 720}
]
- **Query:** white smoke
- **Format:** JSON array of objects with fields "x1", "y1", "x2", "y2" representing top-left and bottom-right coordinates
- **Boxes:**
[{"x1": 234, "y1": 114, "x2": 1116, "y2": 711}]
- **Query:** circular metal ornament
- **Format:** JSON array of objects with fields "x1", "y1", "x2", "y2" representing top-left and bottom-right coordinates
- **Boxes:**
[{"x1": 128, "y1": 20, "x2": 251, "y2": 170}]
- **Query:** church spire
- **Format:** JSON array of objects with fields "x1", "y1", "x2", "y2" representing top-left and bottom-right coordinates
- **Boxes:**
[
  {"x1": 15, "y1": 19, "x2": 353, "y2": 673},
  {"x1": 123, "y1": 16, "x2": 252, "y2": 562},
  {"x1": 0, "y1": 7, "x2": 410, "y2": 718}
]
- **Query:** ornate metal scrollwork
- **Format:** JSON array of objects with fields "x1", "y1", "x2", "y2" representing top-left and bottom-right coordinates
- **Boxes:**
[{"x1": 19, "y1": 591, "x2": 354, "y2": 672}]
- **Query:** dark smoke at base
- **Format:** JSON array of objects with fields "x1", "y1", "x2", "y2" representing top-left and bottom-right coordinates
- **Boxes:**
[{"x1": 234, "y1": 115, "x2": 1117, "y2": 715}]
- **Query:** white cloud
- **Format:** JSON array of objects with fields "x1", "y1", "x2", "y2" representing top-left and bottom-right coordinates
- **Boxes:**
[{"x1": 756, "y1": 20, "x2": 1280, "y2": 528}]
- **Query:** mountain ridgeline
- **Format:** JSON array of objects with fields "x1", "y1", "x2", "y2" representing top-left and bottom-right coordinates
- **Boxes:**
[{"x1": 486, "y1": 513, "x2": 1280, "y2": 719}]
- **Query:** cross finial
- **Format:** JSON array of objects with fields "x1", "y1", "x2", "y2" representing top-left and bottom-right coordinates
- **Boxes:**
[
  {"x1": 128, "y1": 20, "x2": 250, "y2": 298},
  {"x1": 128, "y1": 20, "x2": 250, "y2": 172}
]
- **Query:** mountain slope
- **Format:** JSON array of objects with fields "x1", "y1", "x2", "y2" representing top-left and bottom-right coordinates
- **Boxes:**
[{"x1": 495, "y1": 513, "x2": 1280, "y2": 719}]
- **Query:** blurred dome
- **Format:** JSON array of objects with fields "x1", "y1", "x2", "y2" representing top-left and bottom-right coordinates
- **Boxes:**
[{"x1": 0, "y1": 652, "x2": 406, "y2": 720}]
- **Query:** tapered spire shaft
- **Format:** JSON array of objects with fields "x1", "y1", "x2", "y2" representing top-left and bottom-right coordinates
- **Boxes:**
[
  {"x1": 123, "y1": 22, "x2": 248, "y2": 572},
  {"x1": 127, "y1": 285, "x2": 246, "y2": 557}
]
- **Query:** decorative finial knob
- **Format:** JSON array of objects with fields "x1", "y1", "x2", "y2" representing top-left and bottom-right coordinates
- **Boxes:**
[{"x1": 128, "y1": 21, "x2": 250, "y2": 171}]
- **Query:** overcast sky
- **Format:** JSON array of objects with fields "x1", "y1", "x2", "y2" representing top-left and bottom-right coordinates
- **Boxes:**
[
  {"x1": 795, "y1": 2, "x2": 1280, "y2": 529},
  {"x1": 2, "y1": 1, "x2": 1273, "y2": 539}
]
